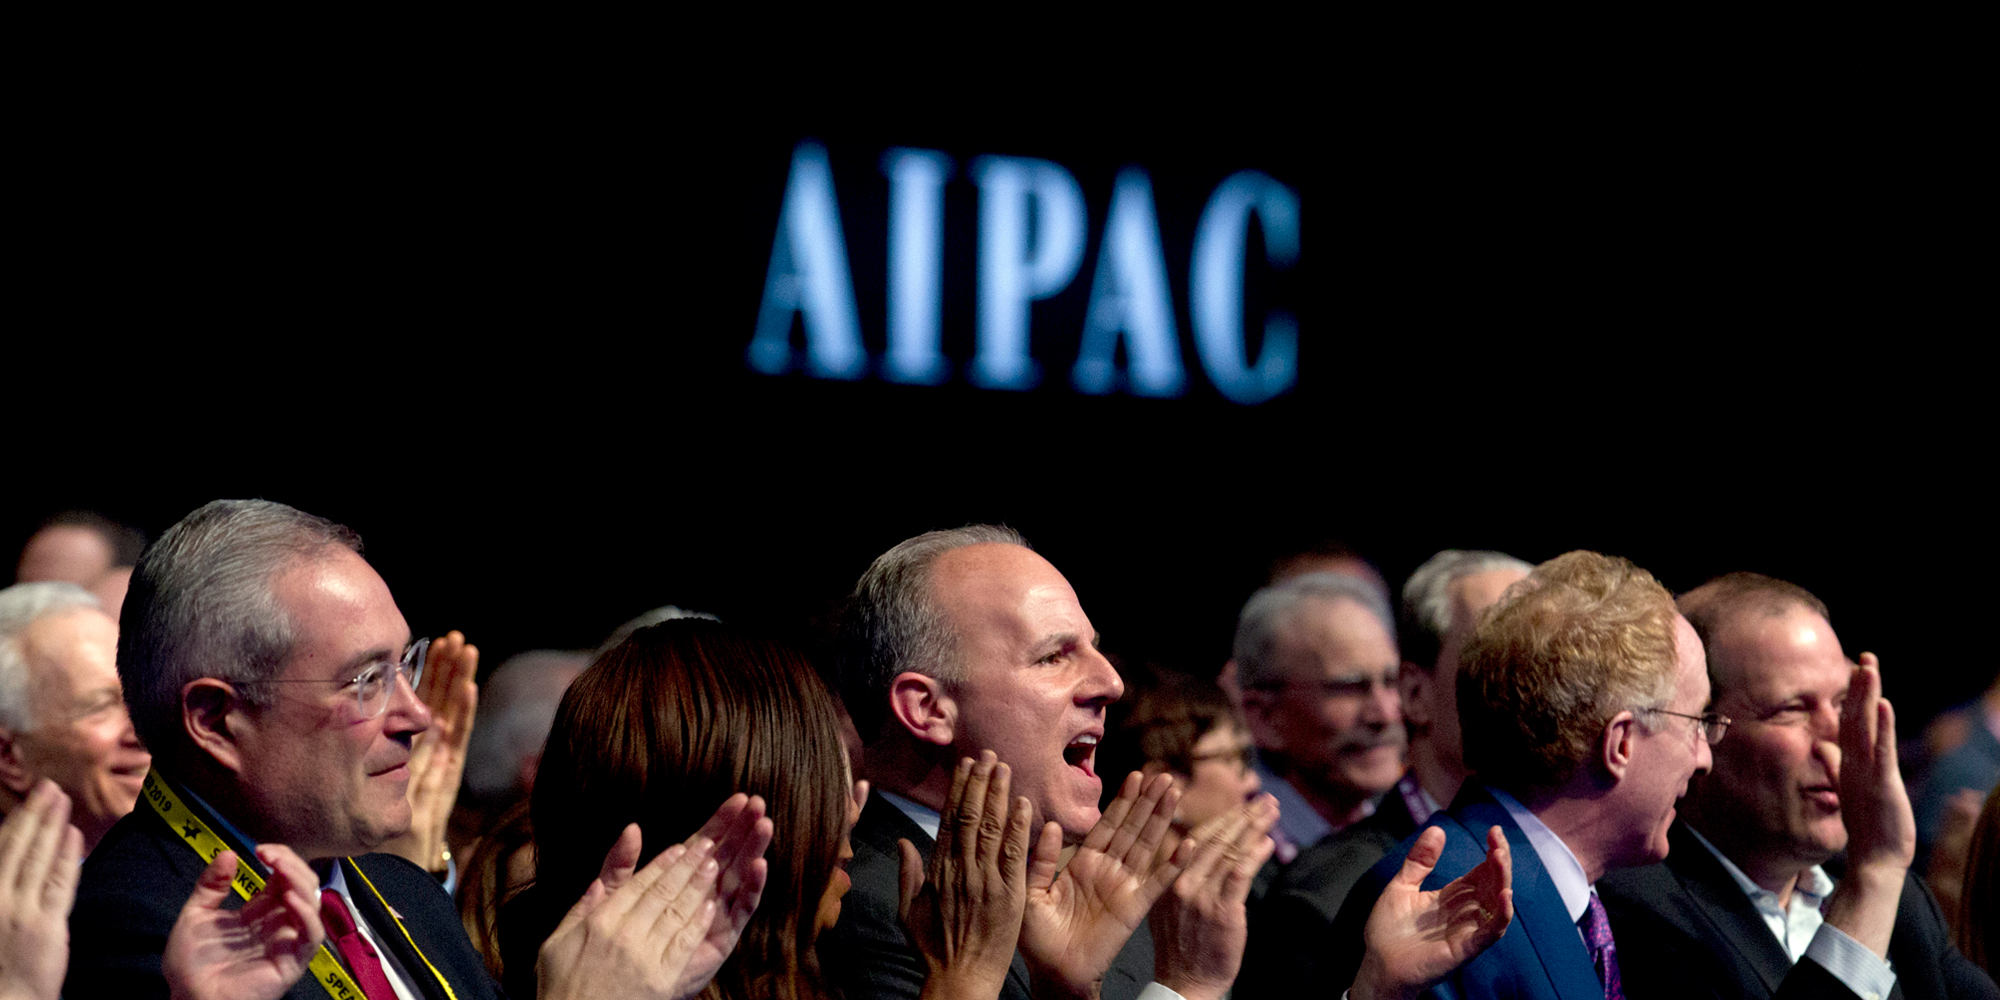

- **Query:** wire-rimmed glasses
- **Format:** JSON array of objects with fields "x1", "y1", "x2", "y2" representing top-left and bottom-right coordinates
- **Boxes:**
[
  {"x1": 1642, "y1": 706, "x2": 1731, "y2": 746},
  {"x1": 252, "y1": 637, "x2": 430, "y2": 719}
]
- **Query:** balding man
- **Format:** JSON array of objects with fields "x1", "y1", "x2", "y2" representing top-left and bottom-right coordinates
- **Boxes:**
[
  {"x1": 1599, "y1": 573, "x2": 1996, "y2": 999},
  {"x1": 0, "y1": 581, "x2": 150, "y2": 854},
  {"x1": 826, "y1": 526, "x2": 1278, "y2": 1000},
  {"x1": 1233, "y1": 572, "x2": 1405, "y2": 860}
]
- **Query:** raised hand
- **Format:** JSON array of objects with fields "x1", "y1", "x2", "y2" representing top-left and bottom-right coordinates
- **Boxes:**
[
  {"x1": 899, "y1": 751, "x2": 1034, "y2": 1000},
  {"x1": 0, "y1": 781, "x2": 82, "y2": 1000},
  {"x1": 1019, "y1": 771, "x2": 1182, "y2": 1000},
  {"x1": 1351, "y1": 825, "x2": 1514, "y2": 1000},
  {"x1": 538, "y1": 794, "x2": 773, "y2": 1000},
  {"x1": 1150, "y1": 794, "x2": 1279, "y2": 1000},
  {"x1": 163, "y1": 845, "x2": 324, "y2": 1000},
  {"x1": 383, "y1": 630, "x2": 479, "y2": 875},
  {"x1": 1820, "y1": 653, "x2": 1913, "y2": 958}
]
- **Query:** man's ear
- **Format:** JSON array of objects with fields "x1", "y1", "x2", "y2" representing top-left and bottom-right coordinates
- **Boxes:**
[
  {"x1": 1601, "y1": 710, "x2": 1638, "y2": 782},
  {"x1": 183, "y1": 679, "x2": 253, "y2": 775},
  {"x1": 0, "y1": 728, "x2": 36, "y2": 796},
  {"x1": 1398, "y1": 661, "x2": 1432, "y2": 728},
  {"x1": 888, "y1": 671, "x2": 957, "y2": 747}
]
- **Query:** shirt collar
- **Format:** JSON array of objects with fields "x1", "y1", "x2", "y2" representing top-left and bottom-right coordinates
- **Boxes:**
[
  {"x1": 1685, "y1": 825, "x2": 1835, "y2": 906},
  {"x1": 1251, "y1": 756, "x2": 1340, "y2": 848},
  {"x1": 1487, "y1": 783, "x2": 1593, "y2": 924},
  {"x1": 877, "y1": 789, "x2": 941, "y2": 841},
  {"x1": 178, "y1": 781, "x2": 262, "y2": 856}
]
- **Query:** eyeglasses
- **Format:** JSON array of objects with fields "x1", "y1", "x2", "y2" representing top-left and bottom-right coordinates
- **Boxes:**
[
  {"x1": 252, "y1": 637, "x2": 429, "y2": 719},
  {"x1": 1642, "y1": 707, "x2": 1731, "y2": 746},
  {"x1": 1188, "y1": 744, "x2": 1256, "y2": 773},
  {"x1": 1250, "y1": 669, "x2": 1400, "y2": 700}
]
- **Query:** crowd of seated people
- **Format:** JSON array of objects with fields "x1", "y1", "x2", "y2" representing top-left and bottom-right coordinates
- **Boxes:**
[{"x1": 0, "y1": 501, "x2": 1993, "y2": 1000}]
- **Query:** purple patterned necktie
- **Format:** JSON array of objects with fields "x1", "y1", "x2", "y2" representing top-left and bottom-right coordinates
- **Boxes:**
[{"x1": 1579, "y1": 890, "x2": 1624, "y2": 1000}]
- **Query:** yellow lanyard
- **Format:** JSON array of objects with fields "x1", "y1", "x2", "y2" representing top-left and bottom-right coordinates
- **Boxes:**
[{"x1": 139, "y1": 768, "x2": 460, "y2": 1000}]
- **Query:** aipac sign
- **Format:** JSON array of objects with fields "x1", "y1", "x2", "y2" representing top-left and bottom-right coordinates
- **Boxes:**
[{"x1": 748, "y1": 142, "x2": 1301, "y2": 405}]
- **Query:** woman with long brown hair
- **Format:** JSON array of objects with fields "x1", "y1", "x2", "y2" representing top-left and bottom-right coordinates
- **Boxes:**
[{"x1": 501, "y1": 618, "x2": 853, "y2": 999}]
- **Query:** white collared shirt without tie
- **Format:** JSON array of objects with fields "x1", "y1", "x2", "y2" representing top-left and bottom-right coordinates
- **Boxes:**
[{"x1": 1684, "y1": 826, "x2": 1896, "y2": 1000}]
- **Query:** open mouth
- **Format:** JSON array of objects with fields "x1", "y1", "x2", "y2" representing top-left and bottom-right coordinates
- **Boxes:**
[{"x1": 1063, "y1": 734, "x2": 1099, "y2": 779}]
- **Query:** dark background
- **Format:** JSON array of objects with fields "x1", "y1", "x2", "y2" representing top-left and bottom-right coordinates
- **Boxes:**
[{"x1": 10, "y1": 85, "x2": 1987, "y2": 730}]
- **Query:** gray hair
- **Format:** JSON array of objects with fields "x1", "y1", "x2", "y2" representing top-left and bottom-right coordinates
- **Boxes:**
[
  {"x1": 462, "y1": 649, "x2": 591, "y2": 797},
  {"x1": 1398, "y1": 550, "x2": 1534, "y2": 673},
  {"x1": 836, "y1": 524, "x2": 1028, "y2": 740},
  {"x1": 1232, "y1": 571, "x2": 1398, "y2": 690},
  {"x1": 119, "y1": 500, "x2": 362, "y2": 758},
  {"x1": 0, "y1": 582, "x2": 103, "y2": 732}
]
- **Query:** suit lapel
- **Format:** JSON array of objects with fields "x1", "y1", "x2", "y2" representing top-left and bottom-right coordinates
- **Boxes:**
[
  {"x1": 1446, "y1": 786, "x2": 1608, "y2": 1000},
  {"x1": 340, "y1": 857, "x2": 452, "y2": 1000},
  {"x1": 856, "y1": 796, "x2": 1034, "y2": 1000},
  {"x1": 1665, "y1": 824, "x2": 1793, "y2": 994}
]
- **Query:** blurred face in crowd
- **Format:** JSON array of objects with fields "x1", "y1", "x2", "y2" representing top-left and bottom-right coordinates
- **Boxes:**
[
  {"x1": 1694, "y1": 604, "x2": 1851, "y2": 870},
  {"x1": 3, "y1": 607, "x2": 150, "y2": 851},
  {"x1": 226, "y1": 549, "x2": 431, "y2": 860},
  {"x1": 1403, "y1": 567, "x2": 1526, "y2": 773},
  {"x1": 1244, "y1": 596, "x2": 1404, "y2": 803},
  {"x1": 930, "y1": 544, "x2": 1123, "y2": 843},
  {"x1": 16, "y1": 526, "x2": 113, "y2": 586},
  {"x1": 1615, "y1": 614, "x2": 1714, "y2": 867},
  {"x1": 1171, "y1": 721, "x2": 1261, "y2": 831}
]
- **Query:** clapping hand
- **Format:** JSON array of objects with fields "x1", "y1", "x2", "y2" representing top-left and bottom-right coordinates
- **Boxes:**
[
  {"x1": 163, "y1": 845, "x2": 324, "y2": 1000},
  {"x1": 538, "y1": 794, "x2": 773, "y2": 1000},
  {"x1": 899, "y1": 751, "x2": 1034, "y2": 1000},
  {"x1": 1150, "y1": 794, "x2": 1279, "y2": 1000},
  {"x1": 1018, "y1": 771, "x2": 1182, "y2": 1000},
  {"x1": 1820, "y1": 653, "x2": 1913, "y2": 958},
  {"x1": 383, "y1": 631, "x2": 479, "y2": 876},
  {"x1": 0, "y1": 781, "x2": 81, "y2": 1000},
  {"x1": 1351, "y1": 825, "x2": 1514, "y2": 1000}
]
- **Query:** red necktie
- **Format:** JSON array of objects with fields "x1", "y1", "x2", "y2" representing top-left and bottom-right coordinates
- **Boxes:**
[{"x1": 320, "y1": 888, "x2": 399, "y2": 1000}]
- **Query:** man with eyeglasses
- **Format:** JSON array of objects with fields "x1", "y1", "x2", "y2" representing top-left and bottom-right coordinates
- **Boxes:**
[
  {"x1": 1323, "y1": 550, "x2": 1719, "y2": 1000},
  {"x1": 67, "y1": 500, "x2": 764, "y2": 1000},
  {"x1": 1232, "y1": 572, "x2": 1406, "y2": 863},
  {"x1": 1598, "y1": 573, "x2": 1997, "y2": 999}
]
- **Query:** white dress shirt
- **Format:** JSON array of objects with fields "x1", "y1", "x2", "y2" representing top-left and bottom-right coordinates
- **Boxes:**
[{"x1": 1685, "y1": 827, "x2": 1897, "y2": 1000}]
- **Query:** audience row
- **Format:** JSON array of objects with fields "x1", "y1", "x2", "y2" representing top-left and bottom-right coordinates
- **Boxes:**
[{"x1": 0, "y1": 502, "x2": 1995, "y2": 999}]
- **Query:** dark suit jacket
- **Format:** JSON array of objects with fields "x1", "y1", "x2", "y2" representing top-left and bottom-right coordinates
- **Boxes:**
[
  {"x1": 1235, "y1": 787, "x2": 1421, "y2": 998},
  {"x1": 68, "y1": 777, "x2": 502, "y2": 1000},
  {"x1": 1597, "y1": 821, "x2": 1998, "y2": 1000},
  {"x1": 820, "y1": 794, "x2": 1154, "y2": 1000},
  {"x1": 1326, "y1": 782, "x2": 1608, "y2": 1000}
]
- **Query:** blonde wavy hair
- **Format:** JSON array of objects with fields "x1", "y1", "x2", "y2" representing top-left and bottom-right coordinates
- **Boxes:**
[{"x1": 1457, "y1": 550, "x2": 1680, "y2": 796}]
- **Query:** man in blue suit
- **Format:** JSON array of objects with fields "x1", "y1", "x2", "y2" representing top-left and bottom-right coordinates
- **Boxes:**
[{"x1": 1328, "y1": 550, "x2": 1720, "y2": 1000}]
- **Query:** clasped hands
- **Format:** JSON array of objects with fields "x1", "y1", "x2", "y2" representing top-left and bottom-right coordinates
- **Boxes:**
[{"x1": 896, "y1": 750, "x2": 1281, "y2": 1000}]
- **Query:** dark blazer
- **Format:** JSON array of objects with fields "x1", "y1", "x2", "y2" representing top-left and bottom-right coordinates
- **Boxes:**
[
  {"x1": 1235, "y1": 787, "x2": 1422, "y2": 998},
  {"x1": 1326, "y1": 781, "x2": 1608, "y2": 1000},
  {"x1": 1597, "y1": 821, "x2": 1998, "y2": 1000},
  {"x1": 68, "y1": 779, "x2": 502, "y2": 1000},
  {"x1": 820, "y1": 794, "x2": 1155, "y2": 1000}
]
